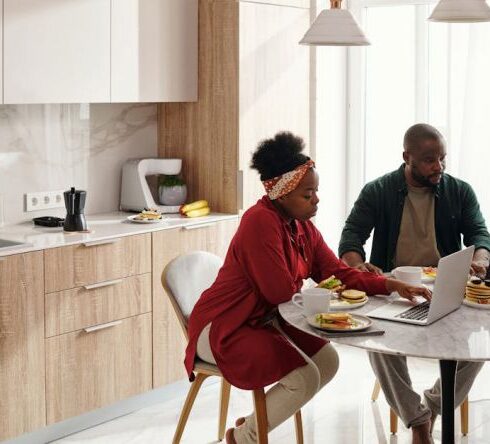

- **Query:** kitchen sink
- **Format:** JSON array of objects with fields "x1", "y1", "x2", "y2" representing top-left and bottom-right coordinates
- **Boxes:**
[{"x1": 0, "y1": 238, "x2": 31, "y2": 251}]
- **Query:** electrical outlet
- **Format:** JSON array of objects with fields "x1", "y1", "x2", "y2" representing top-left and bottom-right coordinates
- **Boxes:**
[{"x1": 25, "y1": 190, "x2": 65, "y2": 212}]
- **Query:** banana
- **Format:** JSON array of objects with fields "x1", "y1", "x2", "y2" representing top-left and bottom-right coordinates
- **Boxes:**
[
  {"x1": 185, "y1": 206, "x2": 211, "y2": 218},
  {"x1": 180, "y1": 200, "x2": 209, "y2": 215}
]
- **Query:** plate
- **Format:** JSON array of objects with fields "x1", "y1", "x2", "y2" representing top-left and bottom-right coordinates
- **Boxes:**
[
  {"x1": 329, "y1": 297, "x2": 368, "y2": 310},
  {"x1": 463, "y1": 299, "x2": 490, "y2": 310},
  {"x1": 126, "y1": 215, "x2": 165, "y2": 224},
  {"x1": 306, "y1": 313, "x2": 373, "y2": 332}
]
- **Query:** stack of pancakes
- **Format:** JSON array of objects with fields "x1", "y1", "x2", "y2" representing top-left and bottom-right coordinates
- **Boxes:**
[
  {"x1": 465, "y1": 280, "x2": 490, "y2": 305},
  {"x1": 339, "y1": 289, "x2": 368, "y2": 304}
]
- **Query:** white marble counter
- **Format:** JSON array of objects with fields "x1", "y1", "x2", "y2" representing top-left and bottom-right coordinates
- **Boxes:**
[
  {"x1": 279, "y1": 296, "x2": 490, "y2": 362},
  {"x1": 0, "y1": 211, "x2": 238, "y2": 257}
]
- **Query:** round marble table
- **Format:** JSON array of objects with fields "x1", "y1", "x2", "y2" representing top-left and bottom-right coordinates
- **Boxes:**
[{"x1": 279, "y1": 295, "x2": 490, "y2": 443}]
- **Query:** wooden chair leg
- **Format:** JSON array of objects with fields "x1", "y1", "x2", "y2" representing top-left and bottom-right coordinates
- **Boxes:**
[
  {"x1": 390, "y1": 408, "x2": 398, "y2": 434},
  {"x1": 172, "y1": 373, "x2": 210, "y2": 444},
  {"x1": 372, "y1": 380, "x2": 381, "y2": 401},
  {"x1": 253, "y1": 388, "x2": 268, "y2": 444},
  {"x1": 218, "y1": 378, "x2": 231, "y2": 441},
  {"x1": 460, "y1": 397, "x2": 469, "y2": 436},
  {"x1": 294, "y1": 410, "x2": 304, "y2": 444}
]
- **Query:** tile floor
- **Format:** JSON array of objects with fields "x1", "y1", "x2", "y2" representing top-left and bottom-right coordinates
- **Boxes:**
[{"x1": 54, "y1": 344, "x2": 490, "y2": 443}]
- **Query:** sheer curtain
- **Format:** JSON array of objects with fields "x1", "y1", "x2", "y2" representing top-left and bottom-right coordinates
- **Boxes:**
[{"x1": 451, "y1": 25, "x2": 490, "y2": 219}]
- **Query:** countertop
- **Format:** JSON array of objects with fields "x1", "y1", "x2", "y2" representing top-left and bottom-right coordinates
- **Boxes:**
[{"x1": 0, "y1": 211, "x2": 238, "y2": 257}]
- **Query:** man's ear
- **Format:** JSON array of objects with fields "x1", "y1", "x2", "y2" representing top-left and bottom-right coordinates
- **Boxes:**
[{"x1": 402, "y1": 150, "x2": 409, "y2": 164}]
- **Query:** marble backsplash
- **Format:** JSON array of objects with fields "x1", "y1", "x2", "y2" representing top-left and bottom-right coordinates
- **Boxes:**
[{"x1": 0, "y1": 103, "x2": 157, "y2": 225}]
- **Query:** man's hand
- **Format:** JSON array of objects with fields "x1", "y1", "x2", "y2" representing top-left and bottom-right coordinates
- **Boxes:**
[
  {"x1": 470, "y1": 260, "x2": 487, "y2": 279},
  {"x1": 471, "y1": 248, "x2": 490, "y2": 278},
  {"x1": 353, "y1": 262, "x2": 383, "y2": 275},
  {"x1": 341, "y1": 251, "x2": 383, "y2": 275},
  {"x1": 385, "y1": 278, "x2": 432, "y2": 304}
]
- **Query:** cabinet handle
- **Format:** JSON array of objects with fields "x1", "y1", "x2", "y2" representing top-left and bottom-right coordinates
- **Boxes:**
[
  {"x1": 82, "y1": 238, "x2": 121, "y2": 247},
  {"x1": 183, "y1": 222, "x2": 217, "y2": 231},
  {"x1": 83, "y1": 279, "x2": 123, "y2": 290},
  {"x1": 84, "y1": 320, "x2": 123, "y2": 333}
]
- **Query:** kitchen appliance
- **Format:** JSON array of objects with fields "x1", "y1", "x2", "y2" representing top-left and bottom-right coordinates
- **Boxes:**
[
  {"x1": 63, "y1": 187, "x2": 87, "y2": 232},
  {"x1": 33, "y1": 216, "x2": 65, "y2": 227},
  {"x1": 120, "y1": 158, "x2": 183, "y2": 213}
]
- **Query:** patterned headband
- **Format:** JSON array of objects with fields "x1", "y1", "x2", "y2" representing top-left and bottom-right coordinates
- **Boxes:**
[{"x1": 262, "y1": 159, "x2": 315, "y2": 200}]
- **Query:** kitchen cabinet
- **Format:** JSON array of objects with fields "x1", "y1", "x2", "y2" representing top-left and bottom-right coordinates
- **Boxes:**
[
  {"x1": 158, "y1": 0, "x2": 311, "y2": 213},
  {"x1": 46, "y1": 313, "x2": 152, "y2": 423},
  {"x1": 111, "y1": 0, "x2": 198, "y2": 102},
  {"x1": 44, "y1": 234, "x2": 151, "y2": 293},
  {"x1": 4, "y1": 0, "x2": 111, "y2": 104},
  {"x1": 0, "y1": 252, "x2": 45, "y2": 441},
  {"x1": 152, "y1": 218, "x2": 238, "y2": 387}
]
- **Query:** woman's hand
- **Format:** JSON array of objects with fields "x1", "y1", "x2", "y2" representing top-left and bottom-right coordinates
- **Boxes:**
[{"x1": 385, "y1": 278, "x2": 432, "y2": 304}]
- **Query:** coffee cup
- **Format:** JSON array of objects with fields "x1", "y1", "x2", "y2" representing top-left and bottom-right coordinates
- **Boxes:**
[
  {"x1": 393, "y1": 266, "x2": 422, "y2": 285},
  {"x1": 292, "y1": 288, "x2": 332, "y2": 315}
]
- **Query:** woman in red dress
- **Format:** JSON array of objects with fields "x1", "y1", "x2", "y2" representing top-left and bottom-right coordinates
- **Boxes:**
[{"x1": 185, "y1": 132, "x2": 431, "y2": 444}]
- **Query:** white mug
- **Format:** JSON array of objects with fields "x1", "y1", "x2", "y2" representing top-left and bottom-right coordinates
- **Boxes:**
[
  {"x1": 292, "y1": 288, "x2": 332, "y2": 315},
  {"x1": 393, "y1": 266, "x2": 422, "y2": 285}
]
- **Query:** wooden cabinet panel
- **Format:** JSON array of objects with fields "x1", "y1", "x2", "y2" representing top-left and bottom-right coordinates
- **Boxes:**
[
  {"x1": 45, "y1": 273, "x2": 152, "y2": 337},
  {"x1": 152, "y1": 219, "x2": 238, "y2": 387},
  {"x1": 4, "y1": 0, "x2": 110, "y2": 104},
  {"x1": 46, "y1": 313, "x2": 152, "y2": 424},
  {"x1": 0, "y1": 252, "x2": 45, "y2": 440},
  {"x1": 111, "y1": 0, "x2": 197, "y2": 102},
  {"x1": 44, "y1": 234, "x2": 151, "y2": 293}
]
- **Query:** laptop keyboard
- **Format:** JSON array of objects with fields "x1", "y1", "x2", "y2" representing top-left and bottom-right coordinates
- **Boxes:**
[{"x1": 396, "y1": 301, "x2": 431, "y2": 321}]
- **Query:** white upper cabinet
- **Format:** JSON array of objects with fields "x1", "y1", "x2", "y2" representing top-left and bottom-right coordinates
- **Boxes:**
[
  {"x1": 2, "y1": 0, "x2": 198, "y2": 104},
  {"x1": 4, "y1": 0, "x2": 111, "y2": 104},
  {"x1": 111, "y1": 0, "x2": 198, "y2": 103}
]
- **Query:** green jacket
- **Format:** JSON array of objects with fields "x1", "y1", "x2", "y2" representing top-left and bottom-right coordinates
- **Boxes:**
[{"x1": 338, "y1": 165, "x2": 490, "y2": 272}]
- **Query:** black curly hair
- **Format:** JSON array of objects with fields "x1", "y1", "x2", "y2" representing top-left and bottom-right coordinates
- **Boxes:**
[{"x1": 250, "y1": 132, "x2": 310, "y2": 181}]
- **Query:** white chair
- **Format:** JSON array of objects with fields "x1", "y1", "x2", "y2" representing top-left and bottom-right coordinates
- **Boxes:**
[{"x1": 162, "y1": 250, "x2": 304, "y2": 444}]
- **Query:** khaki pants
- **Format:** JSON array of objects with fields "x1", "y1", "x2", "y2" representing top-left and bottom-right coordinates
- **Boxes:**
[
  {"x1": 197, "y1": 322, "x2": 339, "y2": 444},
  {"x1": 369, "y1": 351, "x2": 484, "y2": 428}
]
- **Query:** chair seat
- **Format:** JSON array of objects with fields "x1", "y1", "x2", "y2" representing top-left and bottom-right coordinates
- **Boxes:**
[{"x1": 194, "y1": 358, "x2": 222, "y2": 376}]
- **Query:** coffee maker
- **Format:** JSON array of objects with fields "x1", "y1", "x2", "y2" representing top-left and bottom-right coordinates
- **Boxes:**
[{"x1": 63, "y1": 187, "x2": 87, "y2": 232}]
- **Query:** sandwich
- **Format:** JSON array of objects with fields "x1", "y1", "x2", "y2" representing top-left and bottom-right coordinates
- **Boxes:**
[
  {"x1": 316, "y1": 275, "x2": 345, "y2": 293},
  {"x1": 340, "y1": 289, "x2": 367, "y2": 304},
  {"x1": 315, "y1": 312, "x2": 357, "y2": 329}
]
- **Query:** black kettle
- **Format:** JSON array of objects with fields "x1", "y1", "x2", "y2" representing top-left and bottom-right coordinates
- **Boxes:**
[{"x1": 63, "y1": 187, "x2": 87, "y2": 232}]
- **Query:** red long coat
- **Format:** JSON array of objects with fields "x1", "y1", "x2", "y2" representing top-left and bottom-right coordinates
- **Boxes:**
[{"x1": 185, "y1": 196, "x2": 388, "y2": 389}]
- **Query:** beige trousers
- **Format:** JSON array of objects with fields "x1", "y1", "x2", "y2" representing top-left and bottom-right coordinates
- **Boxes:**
[
  {"x1": 197, "y1": 322, "x2": 339, "y2": 444},
  {"x1": 369, "y1": 351, "x2": 484, "y2": 428}
]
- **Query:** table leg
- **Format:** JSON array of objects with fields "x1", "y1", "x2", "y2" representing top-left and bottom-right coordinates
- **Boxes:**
[{"x1": 439, "y1": 360, "x2": 457, "y2": 444}]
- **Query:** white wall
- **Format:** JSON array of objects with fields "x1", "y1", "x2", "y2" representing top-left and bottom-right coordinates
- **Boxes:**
[{"x1": 0, "y1": 103, "x2": 157, "y2": 225}]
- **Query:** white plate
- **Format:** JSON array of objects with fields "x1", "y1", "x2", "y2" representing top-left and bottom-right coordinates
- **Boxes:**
[
  {"x1": 126, "y1": 215, "x2": 165, "y2": 224},
  {"x1": 463, "y1": 299, "x2": 490, "y2": 310},
  {"x1": 389, "y1": 269, "x2": 436, "y2": 284},
  {"x1": 329, "y1": 297, "x2": 368, "y2": 310},
  {"x1": 306, "y1": 313, "x2": 373, "y2": 332}
]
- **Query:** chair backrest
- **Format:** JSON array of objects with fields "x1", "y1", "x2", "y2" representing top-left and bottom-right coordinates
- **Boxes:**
[{"x1": 162, "y1": 250, "x2": 223, "y2": 340}]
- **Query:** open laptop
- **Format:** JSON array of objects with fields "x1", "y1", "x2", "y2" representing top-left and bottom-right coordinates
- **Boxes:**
[{"x1": 367, "y1": 246, "x2": 474, "y2": 326}]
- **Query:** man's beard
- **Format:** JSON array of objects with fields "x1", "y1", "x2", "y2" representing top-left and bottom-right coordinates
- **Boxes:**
[{"x1": 411, "y1": 169, "x2": 440, "y2": 188}]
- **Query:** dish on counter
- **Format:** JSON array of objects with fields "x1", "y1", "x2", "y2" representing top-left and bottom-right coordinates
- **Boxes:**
[
  {"x1": 306, "y1": 312, "x2": 372, "y2": 332},
  {"x1": 127, "y1": 209, "x2": 166, "y2": 224},
  {"x1": 329, "y1": 297, "x2": 369, "y2": 310}
]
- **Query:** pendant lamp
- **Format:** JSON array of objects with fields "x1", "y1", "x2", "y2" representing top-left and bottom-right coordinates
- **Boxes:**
[
  {"x1": 429, "y1": 0, "x2": 490, "y2": 22},
  {"x1": 299, "y1": 0, "x2": 370, "y2": 46}
]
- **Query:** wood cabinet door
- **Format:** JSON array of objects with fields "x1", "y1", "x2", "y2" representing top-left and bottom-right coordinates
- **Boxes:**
[
  {"x1": 152, "y1": 219, "x2": 238, "y2": 387},
  {"x1": 0, "y1": 252, "x2": 45, "y2": 440},
  {"x1": 44, "y1": 234, "x2": 151, "y2": 293},
  {"x1": 4, "y1": 0, "x2": 110, "y2": 103},
  {"x1": 46, "y1": 313, "x2": 152, "y2": 424},
  {"x1": 111, "y1": 0, "x2": 197, "y2": 102}
]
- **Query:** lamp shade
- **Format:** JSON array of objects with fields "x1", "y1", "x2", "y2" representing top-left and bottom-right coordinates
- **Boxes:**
[
  {"x1": 299, "y1": 9, "x2": 370, "y2": 46},
  {"x1": 429, "y1": 0, "x2": 490, "y2": 22}
]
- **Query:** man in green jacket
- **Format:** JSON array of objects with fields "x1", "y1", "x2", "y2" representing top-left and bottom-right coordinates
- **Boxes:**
[{"x1": 339, "y1": 123, "x2": 490, "y2": 444}]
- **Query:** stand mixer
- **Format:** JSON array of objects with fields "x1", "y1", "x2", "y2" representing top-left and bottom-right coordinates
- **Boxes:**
[{"x1": 120, "y1": 158, "x2": 184, "y2": 213}]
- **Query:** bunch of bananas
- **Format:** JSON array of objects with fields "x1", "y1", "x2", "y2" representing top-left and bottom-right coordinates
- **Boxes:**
[{"x1": 180, "y1": 200, "x2": 210, "y2": 218}]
